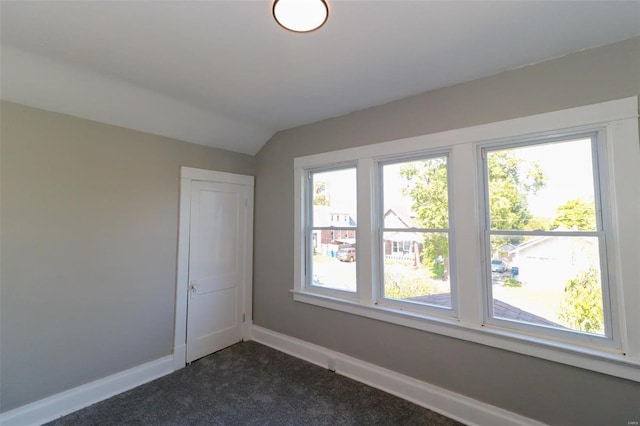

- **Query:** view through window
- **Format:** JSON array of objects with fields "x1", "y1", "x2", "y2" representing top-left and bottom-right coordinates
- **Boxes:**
[
  {"x1": 309, "y1": 167, "x2": 357, "y2": 292},
  {"x1": 484, "y1": 137, "x2": 607, "y2": 335},
  {"x1": 381, "y1": 156, "x2": 452, "y2": 308}
]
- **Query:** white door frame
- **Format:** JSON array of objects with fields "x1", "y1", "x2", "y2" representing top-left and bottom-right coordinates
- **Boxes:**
[{"x1": 173, "y1": 166, "x2": 254, "y2": 370}]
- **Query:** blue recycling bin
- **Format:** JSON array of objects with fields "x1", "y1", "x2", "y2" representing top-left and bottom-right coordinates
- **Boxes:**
[{"x1": 511, "y1": 266, "x2": 519, "y2": 278}]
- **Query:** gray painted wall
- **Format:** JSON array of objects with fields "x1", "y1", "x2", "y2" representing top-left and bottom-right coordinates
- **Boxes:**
[
  {"x1": 253, "y1": 37, "x2": 640, "y2": 425},
  {"x1": 0, "y1": 102, "x2": 254, "y2": 412}
]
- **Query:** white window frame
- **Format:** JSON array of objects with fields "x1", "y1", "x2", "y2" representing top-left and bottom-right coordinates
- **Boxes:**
[
  {"x1": 305, "y1": 164, "x2": 359, "y2": 299},
  {"x1": 376, "y1": 152, "x2": 458, "y2": 316},
  {"x1": 478, "y1": 131, "x2": 619, "y2": 349},
  {"x1": 292, "y1": 97, "x2": 640, "y2": 382}
]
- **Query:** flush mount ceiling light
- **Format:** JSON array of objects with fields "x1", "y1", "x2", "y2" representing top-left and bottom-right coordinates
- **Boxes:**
[{"x1": 273, "y1": 0, "x2": 329, "y2": 33}]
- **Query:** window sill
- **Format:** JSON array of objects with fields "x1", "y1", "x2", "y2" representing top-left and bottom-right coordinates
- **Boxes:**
[{"x1": 291, "y1": 289, "x2": 640, "y2": 382}]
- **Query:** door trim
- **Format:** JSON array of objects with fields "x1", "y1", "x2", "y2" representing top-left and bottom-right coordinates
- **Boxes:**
[{"x1": 173, "y1": 166, "x2": 254, "y2": 370}]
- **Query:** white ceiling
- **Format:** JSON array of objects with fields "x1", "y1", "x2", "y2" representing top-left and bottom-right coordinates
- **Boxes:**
[{"x1": 1, "y1": 1, "x2": 639, "y2": 155}]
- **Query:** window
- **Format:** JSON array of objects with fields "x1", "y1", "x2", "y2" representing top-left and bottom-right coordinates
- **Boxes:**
[
  {"x1": 379, "y1": 155, "x2": 454, "y2": 310},
  {"x1": 293, "y1": 97, "x2": 639, "y2": 382},
  {"x1": 307, "y1": 167, "x2": 357, "y2": 293},
  {"x1": 481, "y1": 136, "x2": 613, "y2": 343}
]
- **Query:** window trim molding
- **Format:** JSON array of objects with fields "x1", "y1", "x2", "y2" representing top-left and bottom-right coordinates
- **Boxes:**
[
  {"x1": 305, "y1": 164, "x2": 359, "y2": 295},
  {"x1": 477, "y1": 132, "x2": 619, "y2": 350},
  {"x1": 376, "y1": 151, "x2": 458, "y2": 316},
  {"x1": 293, "y1": 97, "x2": 640, "y2": 382}
]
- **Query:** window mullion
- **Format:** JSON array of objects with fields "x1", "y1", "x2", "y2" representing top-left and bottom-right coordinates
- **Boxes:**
[
  {"x1": 357, "y1": 158, "x2": 375, "y2": 306},
  {"x1": 451, "y1": 143, "x2": 484, "y2": 326}
]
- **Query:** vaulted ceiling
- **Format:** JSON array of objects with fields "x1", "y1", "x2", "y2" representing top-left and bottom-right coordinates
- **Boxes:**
[{"x1": 2, "y1": 1, "x2": 639, "y2": 155}]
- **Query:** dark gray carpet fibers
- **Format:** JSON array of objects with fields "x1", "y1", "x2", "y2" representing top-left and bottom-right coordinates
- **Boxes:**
[{"x1": 46, "y1": 341, "x2": 464, "y2": 425}]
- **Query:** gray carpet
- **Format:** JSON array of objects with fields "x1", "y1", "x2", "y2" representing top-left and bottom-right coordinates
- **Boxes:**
[{"x1": 46, "y1": 341, "x2": 463, "y2": 425}]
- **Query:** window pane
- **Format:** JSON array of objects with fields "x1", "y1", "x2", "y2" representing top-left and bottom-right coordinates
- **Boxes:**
[
  {"x1": 382, "y1": 157, "x2": 448, "y2": 229},
  {"x1": 490, "y1": 234, "x2": 605, "y2": 335},
  {"x1": 487, "y1": 138, "x2": 597, "y2": 231},
  {"x1": 311, "y1": 234, "x2": 357, "y2": 292},
  {"x1": 311, "y1": 168, "x2": 357, "y2": 228},
  {"x1": 383, "y1": 232, "x2": 451, "y2": 308}
]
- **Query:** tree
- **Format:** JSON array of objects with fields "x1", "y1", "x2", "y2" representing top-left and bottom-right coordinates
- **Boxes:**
[
  {"x1": 552, "y1": 198, "x2": 596, "y2": 231},
  {"x1": 400, "y1": 152, "x2": 546, "y2": 273},
  {"x1": 486, "y1": 151, "x2": 546, "y2": 232},
  {"x1": 486, "y1": 151, "x2": 546, "y2": 252},
  {"x1": 523, "y1": 216, "x2": 553, "y2": 232},
  {"x1": 313, "y1": 181, "x2": 330, "y2": 206},
  {"x1": 400, "y1": 158, "x2": 449, "y2": 277},
  {"x1": 559, "y1": 267, "x2": 604, "y2": 333}
]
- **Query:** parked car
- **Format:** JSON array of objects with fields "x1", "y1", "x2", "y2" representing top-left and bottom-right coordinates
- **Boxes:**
[
  {"x1": 491, "y1": 259, "x2": 507, "y2": 273},
  {"x1": 337, "y1": 247, "x2": 356, "y2": 262}
]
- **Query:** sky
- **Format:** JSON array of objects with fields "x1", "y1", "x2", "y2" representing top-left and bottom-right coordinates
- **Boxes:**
[
  {"x1": 313, "y1": 167, "x2": 357, "y2": 215},
  {"x1": 512, "y1": 138, "x2": 595, "y2": 218}
]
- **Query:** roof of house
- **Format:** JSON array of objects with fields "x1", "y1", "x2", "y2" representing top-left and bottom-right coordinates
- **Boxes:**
[
  {"x1": 384, "y1": 208, "x2": 419, "y2": 229},
  {"x1": 408, "y1": 293, "x2": 565, "y2": 328},
  {"x1": 313, "y1": 206, "x2": 357, "y2": 227}
]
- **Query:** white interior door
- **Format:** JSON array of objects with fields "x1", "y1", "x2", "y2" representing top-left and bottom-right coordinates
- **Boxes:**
[{"x1": 186, "y1": 180, "x2": 248, "y2": 363}]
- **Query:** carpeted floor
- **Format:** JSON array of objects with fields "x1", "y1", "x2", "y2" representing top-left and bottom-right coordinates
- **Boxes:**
[{"x1": 46, "y1": 341, "x2": 463, "y2": 425}]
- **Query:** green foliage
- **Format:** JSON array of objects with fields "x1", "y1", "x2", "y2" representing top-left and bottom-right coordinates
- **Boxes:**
[
  {"x1": 400, "y1": 158, "x2": 449, "y2": 271},
  {"x1": 432, "y1": 261, "x2": 445, "y2": 279},
  {"x1": 422, "y1": 234, "x2": 448, "y2": 268},
  {"x1": 399, "y1": 152, "x2": 546, "y2": 266},
  {"x1": 559, "y1": 267, "x2": 604, "y2": 333},
  {"x1": 313, "y1": 181, "x2": 329, "y2": 206},
  {"x1": 384, "y1": 270, "x2": 434, "y2": 299},
  {"x1": 552, "y1": 198, "x2": 596, "y2": 231},
  {"x1": 523, "y1": 216, "x2": 553, "y2": 231},
  {"x1": 503, "y1": 277, "x2": 522, "y2": 287},
  {"x1": 486, "y1": 151, "x2": 546, "y2": 231},
  {"x1": 400, "y1": 157, "x2": 449, "y2": 229}
]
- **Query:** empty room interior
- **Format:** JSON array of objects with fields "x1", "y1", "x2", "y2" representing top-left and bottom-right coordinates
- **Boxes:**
[{"x1": 1, "y1": 1, "x2": 640, "y2": 425}]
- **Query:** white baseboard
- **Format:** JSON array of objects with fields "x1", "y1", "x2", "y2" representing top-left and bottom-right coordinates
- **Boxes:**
[
  {"x1": 0, "y1": 355, "x2": 174, "y2": 426},
  {"x1": 250, "y1": 325, "x2": 546, "y2": 426},
  {"x1": 1, "y1": 328, "x2": 545, "y2": 426}
]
